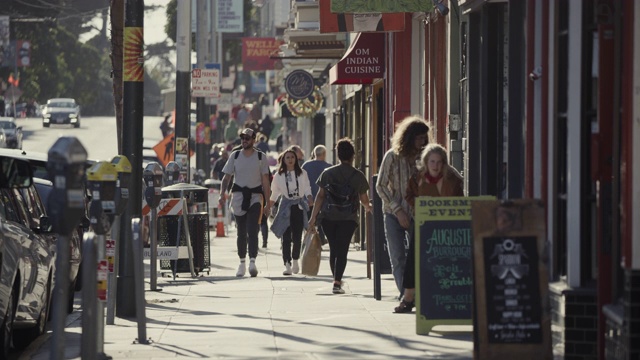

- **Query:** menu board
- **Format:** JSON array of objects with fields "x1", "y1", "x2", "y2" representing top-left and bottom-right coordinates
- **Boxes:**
[
  {"x1": 471, "y1": 200, "x2": 551, "y2": 360},
  {"x1": 482, "y1": 236, "x2": 542, "y2": 343},
  {"x1": 415, "y1": 196, "x2": 493, "y2": 335}
]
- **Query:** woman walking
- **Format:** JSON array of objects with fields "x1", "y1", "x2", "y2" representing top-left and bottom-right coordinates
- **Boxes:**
[
  {"x1": 308, "y1": 138, "x2": 373, "y2": 294},
  {"x1": 270, "y1": 147, "x2": 314, "y2": 275},
  {"x1": 394, "y1": 143, "x2": 464, "y2": 313}
]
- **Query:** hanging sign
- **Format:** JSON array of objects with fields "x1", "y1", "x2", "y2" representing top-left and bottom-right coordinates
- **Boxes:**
[{"x1": 284, "y1": 70, "x2": 315, "y2": 100}]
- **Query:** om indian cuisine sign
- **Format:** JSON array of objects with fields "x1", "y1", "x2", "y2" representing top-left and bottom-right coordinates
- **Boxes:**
[{"x1": 330, "y1": 32, "x2": 385, "y2": 85}]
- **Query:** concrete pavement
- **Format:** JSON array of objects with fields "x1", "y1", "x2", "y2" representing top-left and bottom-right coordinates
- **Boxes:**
[{"x1": 25, "y1": 223, "x2": 474, "y2": 359}]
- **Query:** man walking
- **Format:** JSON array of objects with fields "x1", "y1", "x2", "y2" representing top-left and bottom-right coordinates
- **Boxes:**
[
  {"x1": 375, "y1": 115, "x2": 430, "y2": 299},
  {"x1": 302, "y1": 145, "x2": 332, "y2": 244},
  {"x1": 220, "y1": 128, "x2": 272, "y2": 277}
]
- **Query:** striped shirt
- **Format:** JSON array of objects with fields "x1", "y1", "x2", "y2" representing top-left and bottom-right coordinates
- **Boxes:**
[{"x1": 375, "y1": 149, "x2": 419, "y2": 218}]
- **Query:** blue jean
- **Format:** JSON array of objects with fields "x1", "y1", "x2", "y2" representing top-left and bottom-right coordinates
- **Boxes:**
[{"x1": 383, "y1": 213, "x2": 412, "y2": 295}]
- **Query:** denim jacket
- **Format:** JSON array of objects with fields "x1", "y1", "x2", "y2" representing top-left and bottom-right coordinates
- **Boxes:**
[{"x1": 270, "y1": 196, "x2": 310, "y2": 238}]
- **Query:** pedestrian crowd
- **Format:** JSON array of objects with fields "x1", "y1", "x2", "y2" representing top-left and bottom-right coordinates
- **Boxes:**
[{"x1": 209, "y1": 110, "x2": 463, "y2": 303}]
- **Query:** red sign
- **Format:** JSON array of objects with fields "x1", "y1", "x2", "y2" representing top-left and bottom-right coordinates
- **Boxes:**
[
  {"x1": 319, "y1": 0, "x2": 405, "y2": 33},
  {"x1": 97, "y1": 260, "x2": 108, "y2": 302},
  {"x1": 330, "y1": 32, "x2": 385, "y2": 85},
  {"x1": 241, "y1": 38, "x2": 284, "y2": 71}
]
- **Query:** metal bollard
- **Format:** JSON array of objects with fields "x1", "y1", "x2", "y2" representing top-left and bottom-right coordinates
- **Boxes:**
[{"x1": 81, "y1": 232, "x2": 98, "y2": 359}]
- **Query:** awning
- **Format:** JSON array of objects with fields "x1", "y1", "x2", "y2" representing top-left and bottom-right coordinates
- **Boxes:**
[{"x1": 330, "y1": 32, "x2": 385, "y2": 85}]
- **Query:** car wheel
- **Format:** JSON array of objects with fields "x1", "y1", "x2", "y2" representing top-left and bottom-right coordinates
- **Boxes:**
[
  {"x1": 74, "y1": 122, "x2": 80, "y2": 128},
  {"x1": 0, "y1": 284, "x2": 17, "y2": 358},
  {"x1": 13, "y1": 276, "x2": 52, "y2": 350}
]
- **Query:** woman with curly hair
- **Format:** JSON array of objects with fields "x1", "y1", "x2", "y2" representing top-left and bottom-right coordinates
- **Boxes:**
[
  {"x1": 394, "y1": 143, "x2": 464, "y2": 313},
  {"x1": 375, "y1": 115, "x2": 430, "y2": 299}
]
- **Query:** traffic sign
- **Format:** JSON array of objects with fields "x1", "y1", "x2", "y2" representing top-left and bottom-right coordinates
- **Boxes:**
[{"x1": 192, "y1": 68, "x2": 220, "y2": 98}]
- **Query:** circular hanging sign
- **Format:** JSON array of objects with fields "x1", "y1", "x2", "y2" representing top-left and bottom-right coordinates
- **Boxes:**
[{"x1": 284, "y1": 70, "x2": 315, "y2": 100}]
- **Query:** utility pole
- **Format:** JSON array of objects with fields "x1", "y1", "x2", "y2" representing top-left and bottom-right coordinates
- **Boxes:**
[
  {"x1": 117, "y1": 0, "x2": 143, "y2": 318},
  {"x1": 196, "y1": 0, "x2": 210, "y2": 176},
  {"x1": 175, "y1": 0, "x2": 191, "y2": 182}
]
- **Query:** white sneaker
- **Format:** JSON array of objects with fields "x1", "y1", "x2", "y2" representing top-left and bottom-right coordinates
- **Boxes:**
[
  {"x1": 283, "y1": 263, "x2": 292, "y2": 276},
  {"x1": 236, "y1": 262, "x2": 246, "y2": 277},
  {"x1": 291, "y1": 259, "x2": 299, "y2": 274},
  {"x1": 249, "y1": 260, "x2": 258, "y2": 277}
]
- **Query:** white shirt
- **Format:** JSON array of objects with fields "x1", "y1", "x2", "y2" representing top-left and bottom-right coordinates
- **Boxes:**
[{"x1": 270, "y1": 169, "x2": 312, "y2": 202}]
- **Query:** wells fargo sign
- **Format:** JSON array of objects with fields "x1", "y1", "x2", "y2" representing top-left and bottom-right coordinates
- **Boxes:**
[{"x1": 241, "y1": 37, "x2": 284, "y2": 71}]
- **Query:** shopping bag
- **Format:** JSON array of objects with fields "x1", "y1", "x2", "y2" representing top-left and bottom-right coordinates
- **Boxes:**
[{"x1": 300, "y1": 230, "x2": 322, "y2": 276}]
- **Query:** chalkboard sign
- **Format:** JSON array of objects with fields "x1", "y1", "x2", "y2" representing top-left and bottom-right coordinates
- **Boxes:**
[
  {"x1": 471, "y1": 200, "x2": 551, "y2": 360},
  {"x1": 482, "y1": 236, "x2": 542, "y2": 343},
  {"x1": 415, "y1": 196, "x2": 493, "y2": 335}
]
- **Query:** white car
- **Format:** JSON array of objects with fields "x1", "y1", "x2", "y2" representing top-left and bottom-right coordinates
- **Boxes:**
[{"x1": 42, "y1": 98, "x2": 81, "y2": 128}]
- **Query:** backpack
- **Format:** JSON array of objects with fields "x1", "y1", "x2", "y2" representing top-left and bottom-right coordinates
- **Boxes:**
[{"x1": 321, "y1": 169, "x2": 359, "y2": 219}]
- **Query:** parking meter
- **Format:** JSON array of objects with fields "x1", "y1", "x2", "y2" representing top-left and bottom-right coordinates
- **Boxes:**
[
  {"x1": 144, "y1": 162, "x2": 164, "y2": 291},
  {"x1": 144, "y1": 163, "x2": 164, "y2": 208},
  {"x1": 106, "y1": 155, "x2": 131, "y2": 325},
  {"x1": 47, "y1": 137, "x2": 87, "y2": 360},
  {"x1": 164, "y1": 161, "x2": 181, "y2": 186},
  {"x1": 111, "y1": 155, "x2": 131, "y2": 215},
  {"x1": 86, "y1": 161, "x2": 118, "y2": 235},
  {"x1": 47, "y1": 137, "x2": 88, "y2": 235}
]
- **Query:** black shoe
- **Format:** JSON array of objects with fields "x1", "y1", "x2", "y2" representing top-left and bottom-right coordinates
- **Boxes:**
[
  {"x1": 262, "y1": 242, "x2": 267, "y2": 248},
  {"x1": 393, "y1": 300, "x2": 415, "y2": 313}
]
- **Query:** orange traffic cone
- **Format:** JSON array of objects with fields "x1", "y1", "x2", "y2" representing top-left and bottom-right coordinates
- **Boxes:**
[{"x1": 216, "y1": 201, "x2": 226, "y2": 237}]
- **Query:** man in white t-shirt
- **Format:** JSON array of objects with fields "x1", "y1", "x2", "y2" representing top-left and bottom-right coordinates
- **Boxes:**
[{"x1": 220, "y1": 128, "x2": 272, "y2": 277}]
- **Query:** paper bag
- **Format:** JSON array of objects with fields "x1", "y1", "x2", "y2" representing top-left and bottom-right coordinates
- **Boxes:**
[{"x1": 301, "y1": 231, "x2": 322, "y2": 276}]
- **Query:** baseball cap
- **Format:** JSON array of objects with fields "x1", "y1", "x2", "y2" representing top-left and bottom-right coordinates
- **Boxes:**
[{"x1": 240, "y1": 128, "x2": 255, "y2": 138}]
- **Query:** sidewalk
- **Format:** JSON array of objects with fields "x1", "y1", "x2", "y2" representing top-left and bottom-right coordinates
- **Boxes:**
[{"x1": 25, "y1": 223, "x2": 474, "y2": 359}]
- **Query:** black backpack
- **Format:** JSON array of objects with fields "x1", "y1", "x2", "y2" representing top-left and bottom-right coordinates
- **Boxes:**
[{"x1": 322, "y1": 170, "x2": 359, "y2": 218}]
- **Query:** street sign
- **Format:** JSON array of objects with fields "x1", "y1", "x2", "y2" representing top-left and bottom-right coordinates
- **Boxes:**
[
  {"x1": 143, "y1": 246, "x2": 180, "y2": 260},
  {"x1": 192, "y1": 68, "x2": 220, "y2": 98}
]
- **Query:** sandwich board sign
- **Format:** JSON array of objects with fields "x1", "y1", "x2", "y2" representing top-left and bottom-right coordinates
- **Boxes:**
[
  {"x1": 470, "y1": 199, "x2": 551, "y2": 360},
  {"x1": 414, "y1": 196, "x2": 493, "y2": 335}
]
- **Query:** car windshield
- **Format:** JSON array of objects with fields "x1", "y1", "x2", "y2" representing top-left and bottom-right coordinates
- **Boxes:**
[
  {"x1": 0, "y1": 121, "x2": 16, "y2": 130},
  {"x1": 49, "y1": 102, "x2": 75, "y2": 108}
]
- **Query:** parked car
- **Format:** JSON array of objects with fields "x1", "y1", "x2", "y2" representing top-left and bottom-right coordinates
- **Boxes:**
[
  {"x1": 0, "y1": 156, "x2": 56, "y2": 356},
  {"x1": 42, "y1": 98, "x2": 81, "y2": 128},
  {"x1": 0, "y1": 117, "x2": 23, "y2": 149},
  {"x1": 32, "y1": 177, "x2": 82, "y2": 313},
  {"x1": 0, "y1": 149, "x2": 90, "y2": 290}
]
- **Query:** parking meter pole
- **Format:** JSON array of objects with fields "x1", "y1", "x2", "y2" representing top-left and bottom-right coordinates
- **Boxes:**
[
  {"x1": 46, "y1": 136, "x2": 88, "y2": 360},
  {"x1": 51, "y1": 234, "x2": 71, "y2": 360},
  {"x1": 131, "y1": 218, "x2": 149, "y2": 344},
  {"x1": 150, "y1": 207, "x2": 158, "y2": 290},
  {"x1": 81, "y1": 232, "x2": 98, "y2": 360},
  {"x1": 108, "y1": 155, "x2": 131, "y2": 324},
  {"x1": 96, "y1": 234, "x2": 106, "y2": 357},
  {"x1": 144, "y1": 162, "x2": 163, "y2": 290},
  {"x1": 107, "y1": 216, "x2": 120, "y2": 325}
]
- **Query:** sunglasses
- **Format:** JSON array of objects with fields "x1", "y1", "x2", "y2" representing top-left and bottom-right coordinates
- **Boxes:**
[{"x1": 240, "y1": 135, "x2": 253, "y2": 141}]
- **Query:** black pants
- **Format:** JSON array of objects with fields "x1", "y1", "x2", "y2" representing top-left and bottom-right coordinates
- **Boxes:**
[
  {"x1": 260, "y1": 214, "x2": 268, "y2": 244},
  {"x1": 282, "y1": 204, "x2": 303, "y2": 265},
  {"x1": 402, "y1": 230, "x2": 415, "y2": 289},
  {"x1": 321, "y1": 219, "x2": 358, "y2": 282},
  {"x1": 235, "y1": 202, "x2": 261, "y2": 259}
]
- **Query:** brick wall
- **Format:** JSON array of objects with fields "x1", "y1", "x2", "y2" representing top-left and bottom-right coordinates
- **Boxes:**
[{"x1": 549, "y1": 282, "x2": 597, "y2": 360}]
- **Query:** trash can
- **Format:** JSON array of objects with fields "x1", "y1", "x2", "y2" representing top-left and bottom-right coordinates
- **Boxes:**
[
  {"x1": 158, "y1": 212, "x2": 210, "y2": 274},
  {"x1": 157, "y1": 183, "x2": 211, "y2": 275}
]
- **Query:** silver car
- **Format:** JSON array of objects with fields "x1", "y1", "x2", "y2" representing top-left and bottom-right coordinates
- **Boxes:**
[{"x1": 0, "y1": 156, "x2": 56, "y2": 356}]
